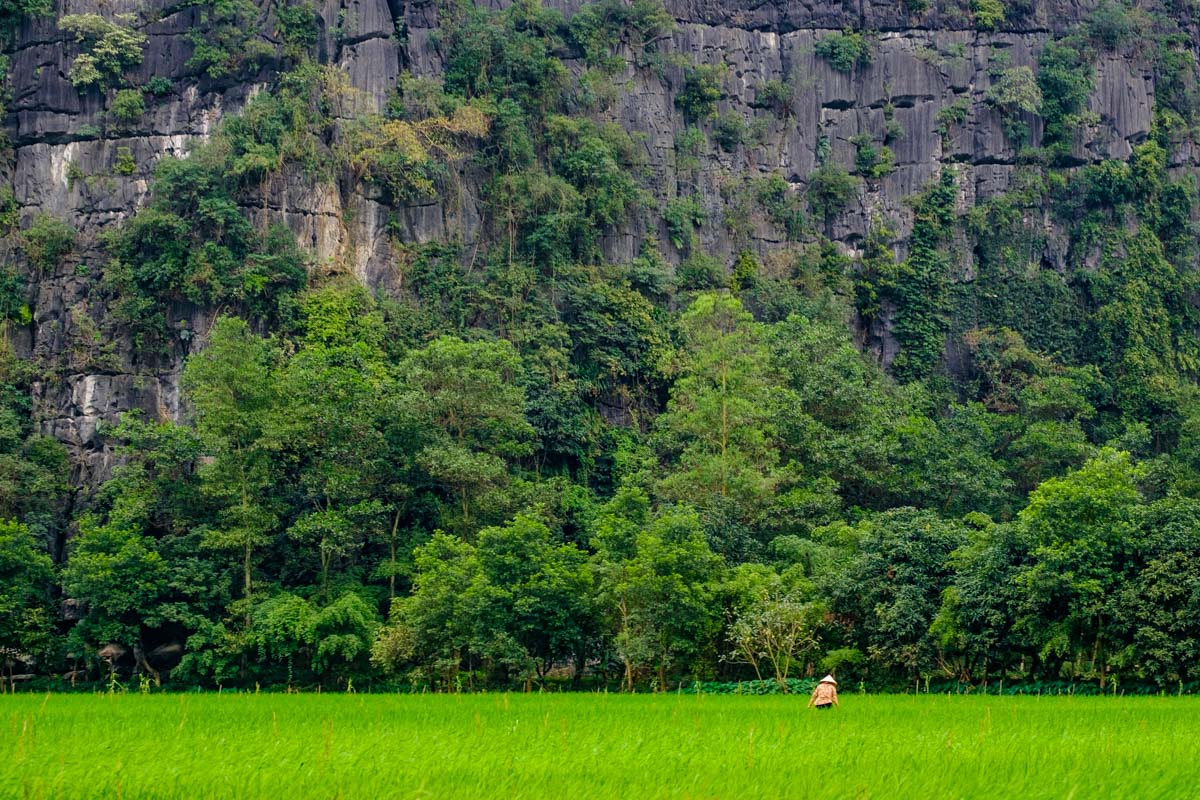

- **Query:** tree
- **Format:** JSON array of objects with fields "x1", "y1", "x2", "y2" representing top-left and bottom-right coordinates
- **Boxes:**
[
  {"x1": 985, "y1": 67, "x2": 1042, "y2": 144},
  {"x1": 655, "y1": 293, "x2": 782, "y2": 522},
  {"x1": 0, "y1": 338, "x2": 70, "y2": 540},
  {"x1": 476, "y1": 515, "x2": 593, "y2": 686},
  {"x1": 933, "y1": 517, "x2": 1031, "y2": 683},
  {"x1": 183, "y1": 317, "x2": 280, "y2": 619},
  {"x1": 725, "y1": 563, "x2": 822, "y2": 690},
  {"x1": 401, "y1": 336, "x2": 534, "y2": 530},
  {"x1": 0, "y1": 520, "x2": 55, "y2": 689},
  {"x1": 590, "y1": 490, "x2": 723, "y2": 690},
  {"x1": 311, "y1": 592, "x2": 379, "y2": 688},
  {"x1": 61, "y1": 518, "x2": 171, "y2": 683},
  {"x1": 243, "y1": 592, "x2": 315, "y2": 687},
  {"x1": 375, "y1": 532, "x2": 484, "y2": 688},
  {"x1": 824, "y1": 508, "x2": 968, "y2": 685},
  {"x1": 1015, "y1": 448, "x2": 1145, "y2": 687},
  {"x1": 270, "y1": 289, "x2": 397, "y2": 599},
  {"x1": 1113, "y1": 496, "x2": 1200, "y2": 686}
]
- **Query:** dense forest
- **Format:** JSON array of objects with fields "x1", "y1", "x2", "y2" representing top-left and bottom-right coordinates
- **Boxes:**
[{"x1": 2, "y1": 0, "x2": 1200, "y2": 692}]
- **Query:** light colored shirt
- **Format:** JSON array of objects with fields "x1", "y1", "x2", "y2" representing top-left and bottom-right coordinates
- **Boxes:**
[{"x1": 810, "y1": 682, "x2": 838, "y2": 706}]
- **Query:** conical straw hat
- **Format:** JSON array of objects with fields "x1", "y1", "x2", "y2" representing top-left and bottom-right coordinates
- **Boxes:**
[{"x1": 819, "y1": 674, "x2": 837, "y2": 685}]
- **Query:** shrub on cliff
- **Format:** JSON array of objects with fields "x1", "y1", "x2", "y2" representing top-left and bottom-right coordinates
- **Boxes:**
[
  {"x1": 815, "y1": 30, "x2": 872, "y2": 73},
  {"x1": 59, "y1": 13, "x2": 146, "y2": 91}
]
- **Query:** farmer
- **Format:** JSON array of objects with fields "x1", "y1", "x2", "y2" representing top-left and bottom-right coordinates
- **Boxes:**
[{"x1": 808, "y1": 674, "x2": 839, "y2": 710}]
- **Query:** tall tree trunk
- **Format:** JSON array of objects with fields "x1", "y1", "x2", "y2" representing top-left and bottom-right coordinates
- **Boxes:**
[
  {"x1": 243, "y1": 540, "x2": 253, "y2": 625},
  {"x1": 134, "y1": 638, "x2": 161, "y2": 687},
  {"x1": 389, "y1": 508, "x2": 402, "y2": 600}
]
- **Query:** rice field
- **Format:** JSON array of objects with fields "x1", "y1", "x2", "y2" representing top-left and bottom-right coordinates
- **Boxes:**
[{"x1": 3, "y1": 691, "x2": 1199, "y2": 799}]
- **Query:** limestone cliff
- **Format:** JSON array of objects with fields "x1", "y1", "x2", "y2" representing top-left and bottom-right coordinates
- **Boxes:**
[{"x1": 2, "y1": 0, "x2": 1195, "y2": 486}]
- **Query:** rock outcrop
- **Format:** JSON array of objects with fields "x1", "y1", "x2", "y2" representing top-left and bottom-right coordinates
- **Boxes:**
[{"x1": 2, "y1": 0, "x2": 1194, "y2": 485}]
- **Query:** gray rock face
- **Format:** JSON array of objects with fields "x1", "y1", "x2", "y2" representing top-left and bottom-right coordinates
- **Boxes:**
[{"x1": 2, "y1": 0, "x2": 1193, "y2": 486}]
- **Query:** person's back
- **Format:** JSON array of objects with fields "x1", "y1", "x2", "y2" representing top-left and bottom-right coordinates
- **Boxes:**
[{"x1": 808, "y1": 675, "x2": 839, "y2": 709}]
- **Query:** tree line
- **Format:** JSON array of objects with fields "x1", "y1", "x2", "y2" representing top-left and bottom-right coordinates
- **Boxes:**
[{"x1": 4, "y1": 282, "x2": 1200, "y2": 692}]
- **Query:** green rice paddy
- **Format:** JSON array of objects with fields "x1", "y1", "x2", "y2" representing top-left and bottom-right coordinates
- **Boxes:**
[{"x1": 3, "y1": 692, "x2": 1199, "y2": 799}]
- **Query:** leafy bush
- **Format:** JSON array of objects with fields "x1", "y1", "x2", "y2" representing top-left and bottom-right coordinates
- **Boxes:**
[
  {"x1": 1037, "y1": 38, "x2": 1096, "y2": 160},
  {"x1": 755, "y1": 174, "x2": 806, "y2": 241},
  {"x1": 1079, "y1": 160, "x2": 1132, "y2": 208},
  {"x1": 675, "y1": 64, "x2": 725, "y2": 121},
  {"x1": 937, "y1": 98, "x2": 971, "y2": 138},
  {"x1": 568, "y1": 0, "x2": 672, "y2": 72},
  {"x1": 713, "y1": 111, "x2": 746, "y2": 151},
  {"x1": 59, "y1": 14, "x2": 147, "y2": 91},
  {"x1": 663, "y1": 196, "x2": 706, "y2": 251},
  {"x1": 442, "y1": 0, "x2": 569, "y2": 110},
  {"x1": 0, "y1": 0, "x2": 51, "y2": 31},
  {"x1": 1085, "y1": 0, "x2": 1140, "y2": 51},
  {"x1": 754, "y1": 79, "x2": 793, "y2": 116},
  {"x1": 0, "y1": 265, "x2": 30, "y2": 324},
  {"x1": 114, "y1": 146, "x2": 137, "y2": 176},
  {"x1": 986, "y1": 66, "x2": 1043, "y2": 145},
  {"x1": 852, "y1": 135, "x2": 896, "y2": 178},
  {"x1": 276, "y1": 1, "x2": 319, "y2": 59},
  {"x1": 144, "y1": 76, "x2": 173, "y2": 97},
  {"x1": 1153, "y1": 36, "x2": 1200, "y2": 122},
  {"x1": 807, "y1": 162, "x2": 859, "y2": 221},
  {"x1": 108, "y1": 88, "x2": 145, "y2": 126},
  {"x1": 814, "y1": 30, "x2": 872, "y2": 73},
  {"x1": 187, "y1": 0, "x2": 274, "y2": 79},
  {"x1": 544, "y1": 115, "x2": 644, "y2": 230},
  {"x1": 339, "y1": 106, "x2": 490, "y2": 202},
  {"x1": 674, "y1": 126, "x2": 706, "y2": 175},
  {"x1": 676, "y1": 252, "x2": 723, "y2": 289},
  {"x1": 22, "y1": 214, "x2": 75, "y2": 272},
  {"x1": 970, "y1": 0, "x2": 1005, "y2": 30},
  {"x1": 986, "y1": 66, "x2": 1040, "y2": 112}
]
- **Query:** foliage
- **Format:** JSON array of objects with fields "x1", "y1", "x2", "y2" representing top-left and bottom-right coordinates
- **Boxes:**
[
  {"x1": 654, "y1": 293, "x2": 783, "y2": 523},
  {"x1": 187, "y1": 0, "x2": 274, "y2": 80},
  {"x1": 675, "y1": 64, "x2": 725, "y2": 121},
  {"x1": 0, "y1": 0, "x2": 50, "y2": 32},
  {"x1": 1037, "y1": 37, "x2": 1096, "y2": 161},
  {"x1": 275, "y1": 1, "x2": 319, "y2": 60},
  {"x1": 754, "y1": 79, "x2": 793, "y2": 117},
  {"x1": 441, "y1": 0, "x2": 569, "y2": 111},
  {"x1": 814, "y1": 30, "x2": 873, "y2": 73},
  {"x1": 21, "y1": 214, "x2": 75, "y2": 273},
  {"x1": 712, "y1": 112, "x2": 746, "y2": 151},
  {"x1": 890, "y1": 170, "x2": 957, "y2": 381},
  {"x1": 970, "y1": 0, "x2": 1005, "y2": 30},
  {"x1": 568, "y1": 0, "x2": 672, "y2": 72},
  {"x1": 59, "y1": 14, "x2": 147, "y2": 91},
  {"x1": 985, "y1": 67, "x2": 1042, "y2": 145},
  {"x1": 108, "y1": 88, "x2": 145, "y2": 127},
  {"x1": 144, "y1": 76, "x2": 173, "y2": 97},
  {"x1": 14, "y1": 0, "x2": 1200, "y2": 697},
  {"x1": 1085, "y1": 1, "x2": 1142, "y2": 51},
  {"x1": 663, "y1": 196, "x2": 706, "y2": 251},
  {"x1": 0, "y1": 520, "x2": 55, "y2": 681},
  {"x1": 806, "y1": 162, "x2": 858, "y2": 222},
  {"x1": 754, "y1": 175, "x2": 805, "y2": 241},
  {"x1": 936, "y1": 98, "x2": 970, "y2": 139},
  {"x1": 114, "y1": 146, "x2": 136, "y2": 176},
  {"x1": 339, "y1": 106, "x2": 490, "y2": 202},
  {"x1": 851, "y1": 134, "x2": 896, "y2": 178}
]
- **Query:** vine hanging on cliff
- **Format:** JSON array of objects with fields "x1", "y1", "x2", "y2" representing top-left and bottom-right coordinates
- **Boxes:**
[{"x1": 890, "y1": 169, "x2": 958, "y2": 382}]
